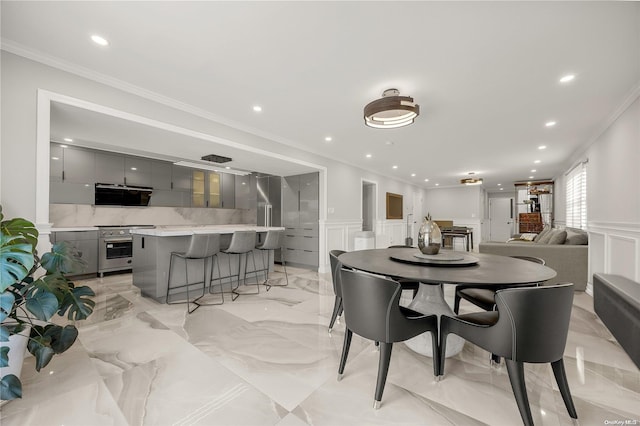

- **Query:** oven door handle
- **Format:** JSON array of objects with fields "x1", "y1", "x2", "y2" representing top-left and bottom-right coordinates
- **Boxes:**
[{"x1": 103, "y1": 238, "x2": 133, "y2": 244}]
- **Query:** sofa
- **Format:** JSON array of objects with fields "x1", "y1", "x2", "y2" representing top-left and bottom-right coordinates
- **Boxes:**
[{"x1": 478, "y1": 227, "x2": 588, "y2": 291}]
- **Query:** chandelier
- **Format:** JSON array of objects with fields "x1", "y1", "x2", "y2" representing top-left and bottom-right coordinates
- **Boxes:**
[{"x1": 364, "y1": 89, "x2": 420, "y2": 129}]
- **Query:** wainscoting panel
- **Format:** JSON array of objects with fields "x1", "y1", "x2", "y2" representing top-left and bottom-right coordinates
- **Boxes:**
[
  {"x1": 320, "y1": 220, "x2": 362, "y2": 273},
  {"x1": 588, "y1": 222, "x2": 640, "y2": 294}
]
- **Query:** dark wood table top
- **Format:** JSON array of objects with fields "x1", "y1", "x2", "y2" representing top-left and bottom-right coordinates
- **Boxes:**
[{"x1": 338, "y1": 247, "x2": 557, "y2": 286}]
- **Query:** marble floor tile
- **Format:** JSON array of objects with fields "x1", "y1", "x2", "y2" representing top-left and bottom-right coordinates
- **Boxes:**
[{"x1": 3, "y1": 270, "x2": 639, "y2": 426}]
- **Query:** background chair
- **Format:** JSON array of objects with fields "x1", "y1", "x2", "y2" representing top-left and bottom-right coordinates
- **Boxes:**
[
  {"x1": 439, "y1": 283, "x2": 577, "y2": 426},
  {"x1": 166, "y1": 233, "x2": 223, "y2": 313},
  {"x1": 338, "y1": 268, "x2": 440, "y2": 409},
  {"x1": 328, "y1": 249, "x2": 346, "y2": 332},
  {"x1": 454, "y1": 256, "x2": 545, "y2": 314},
  {"x1": 255, "y1": 229, "x2": 288, "y2": 291}
]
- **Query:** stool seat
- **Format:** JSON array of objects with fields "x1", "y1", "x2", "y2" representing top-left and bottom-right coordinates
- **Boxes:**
[{"x1": 219, "y1": 230, "x2": 260, "y2": 299}]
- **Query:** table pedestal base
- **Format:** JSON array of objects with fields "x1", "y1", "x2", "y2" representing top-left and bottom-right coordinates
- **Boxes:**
[{"x1": 405, "y1": 283, "x2": 465, "y2": 358}]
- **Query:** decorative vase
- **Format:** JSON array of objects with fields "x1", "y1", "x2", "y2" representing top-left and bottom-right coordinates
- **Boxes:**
[{"x1": 418, "y1": 214, "x2": 442, "y2": 255}]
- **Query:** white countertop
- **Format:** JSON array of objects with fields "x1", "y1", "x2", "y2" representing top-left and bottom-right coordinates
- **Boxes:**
[
  {"x1": 51, "y1": 226, "x2": 99, "y2": 232},
  {"x1": 130, "y1": 225, "x2": 284, "y2": 237}
]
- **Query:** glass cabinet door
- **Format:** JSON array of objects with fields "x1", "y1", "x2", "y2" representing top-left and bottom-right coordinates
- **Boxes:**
[
  {"x1": 208, "y1": 172, "x2": 221, "y2": 208},
  {"x1": 192, "y1": 170, "x2": 205, "y2": 207}
]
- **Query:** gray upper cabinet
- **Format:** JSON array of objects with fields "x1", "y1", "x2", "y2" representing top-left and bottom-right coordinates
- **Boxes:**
[
  {"x1": 125, "y1": 157, "x2": 152, "y2": 187},
  {"x1": 50, "y1": 144, "x2": 64, "y2": 182},
  {"x1": 151, "y1": 161, "x2": 172, "y2": 190},
  {"x1": 221, "y1": 173, "x2": 235, "y2": 209},
  {"x1": 235, "y1": 174, "x2": 257, "y2": 210},
  {"x1": 95, "y1": 152, "x2": 125, "y2": 184},
  {"x1": 299, "y1": 172, "x2": 319, "y2": 227},
  {"x1": 282, "y1": 176, "x2": 300, "y2": 227},
  {"x1": 171, "y1": 165, "x2": 192, "y2": 191},
  {"x1": 63, "y1": 147, "x2": 95, "y2": 184}
]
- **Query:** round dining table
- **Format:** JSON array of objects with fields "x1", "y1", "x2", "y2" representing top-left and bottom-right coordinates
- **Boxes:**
[{"x1": 338, "y1": 247, "x2": 557, "y2": 357}]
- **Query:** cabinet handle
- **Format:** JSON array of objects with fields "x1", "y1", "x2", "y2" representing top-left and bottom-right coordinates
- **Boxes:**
[
  {"x1": 124, "y1": 177, "x2": 127, "y2": 185},
  {"x1": 286, "y1": 248, "x2": 295, "y2": 251},
  {"x1": 303, "y1": 236, "x2": 313, "y2": 238},
  {"x1": 62, "y1": 171, "x2": 65, "y2": 181},
  {"x1": 298, "y1": 190, "x2": 301, "y2": 211},
  {"x1": 171, "y1": 182, "x2": 174, "y2": 190},
  {"x1": 304, "y1": 250, "x2": 313, "y2": 252},
  {"x1": 286, "y1": 235, "x2": 295, "y2": 237}
]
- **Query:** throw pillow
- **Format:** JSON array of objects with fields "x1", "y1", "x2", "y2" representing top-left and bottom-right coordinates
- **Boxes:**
[
  {"x1": 537, "y1": 228, "x2": 555, "y2": 244},
  {"x1": 565, "y1": 232, "x2": 588, "y2": 245},
  {"x1": 520, "y1": 233, "x2": 537, "y2": 241},
  {"x1": 534, "y1": 226, "x2": 551, "y2": 243},
  {"x1": 547, "y1": 230, "x2": 567, "y2": 245}
]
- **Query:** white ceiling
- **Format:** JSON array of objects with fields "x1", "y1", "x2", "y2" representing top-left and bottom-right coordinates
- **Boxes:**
[{"x1": 3, "y1": 1, "x2": 640, "y2": 189}]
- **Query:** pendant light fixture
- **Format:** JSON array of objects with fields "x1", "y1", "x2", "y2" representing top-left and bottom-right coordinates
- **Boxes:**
[{"x1": 364, "y1": 89, "x2": 420, "y2": 129}]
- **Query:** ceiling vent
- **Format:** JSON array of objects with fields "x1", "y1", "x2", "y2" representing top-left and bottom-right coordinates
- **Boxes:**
[{"x1": 201, "y1": 154, "x2": 232, "y2": 164}]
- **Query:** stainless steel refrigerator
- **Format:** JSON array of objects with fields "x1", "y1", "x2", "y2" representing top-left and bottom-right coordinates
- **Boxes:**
[{"x1": 257, "y1": 175, "x2": 282, "y2": 261}]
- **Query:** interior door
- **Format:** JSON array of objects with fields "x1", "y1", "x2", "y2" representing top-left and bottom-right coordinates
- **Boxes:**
[{"x1": 489, "y1": 198, "x2": 514, "y2": 241}]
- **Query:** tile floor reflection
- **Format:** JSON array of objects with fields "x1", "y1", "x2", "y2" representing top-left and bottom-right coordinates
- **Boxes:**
[{"x1": 1, "y1": 266, "x2": 638, "y2": 425}]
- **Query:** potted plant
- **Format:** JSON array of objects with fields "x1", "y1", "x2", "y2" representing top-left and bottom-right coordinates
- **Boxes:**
[{"x1": 0, "y1": 206, "x2": 95, "y2": 401}]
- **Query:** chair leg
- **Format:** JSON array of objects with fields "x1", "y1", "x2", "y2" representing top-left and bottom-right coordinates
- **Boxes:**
[
  {"x1": 551, "y1": 359, "x2": 578, "y2": 419},
  {"x1": 374, "y1": 342, "x2": 393, "y2": 409},
  {"x1": 264, "y1": 248, "x2": 289, "y2": 290},
  {"x1": 328, "y1": 296, "x2": 342, "y2": 332},
  {"x1": 505, "y1": 359, "x2": 534, "y2": 426},
  {"x1": 198, "y1": 255, "x2": 223, "y2": 306},
  {"x1": 338, "y1": 328, "x2": 352, "y2": 380},
  {"x1": 438, "y1": 325, "x2": 448, "y2": 377},
  {"x1": 429, "y1": 330, "x2": 440, "y2": 379},
  {"x1": 453, "y1": 292, "x2": 461, "y2": 314}
]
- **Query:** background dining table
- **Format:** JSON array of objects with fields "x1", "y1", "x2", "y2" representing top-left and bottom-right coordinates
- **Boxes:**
[{"x1": 338, "y1": 247, "x2": 557, "y2": 357}]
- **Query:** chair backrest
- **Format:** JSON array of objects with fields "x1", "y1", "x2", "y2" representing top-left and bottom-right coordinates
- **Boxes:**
[
  {"x1": 259, "y1": 230, "x2": 283, "y2": 250},
  {"x1": 493, "y1": 283, "x2": 574, "y2": 362},
  {"x1": 510, "y1": 255, "x2": 545, "y2": 265},
  {"x1": 329, "y1": 250, "x2": 346, "y2": 297},
  {"x1": 226, "y1": 230, "x2": 257, "y2": 253},
  {"x1": 339, "y1": 268, "x2": 415, "y2": 343},
  {"x1": 185, "y1": 233, "x2": 221, "y2": 258}
]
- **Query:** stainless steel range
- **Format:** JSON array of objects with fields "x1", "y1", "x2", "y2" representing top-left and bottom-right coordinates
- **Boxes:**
[{"x1": 98, "y1": 225, "x2": 154, "y2": 277}]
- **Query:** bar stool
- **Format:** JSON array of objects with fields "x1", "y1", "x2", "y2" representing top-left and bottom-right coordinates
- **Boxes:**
[
  {"x1": 255, "y1": 229, "x2": 289, "y2": 291},
  {"x1": 222, "y1": 230, "x2": 260, "y2": 300},
  {"x1": 166, "y1": 233, "x2": 223, "y2": 314}
]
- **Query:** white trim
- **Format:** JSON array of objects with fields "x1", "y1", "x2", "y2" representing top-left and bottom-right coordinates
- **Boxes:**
[
  {"x1": 360, "y1": 178, "x2": 378, "y2": 231},
  {"x1": 587, "y1": 221, "x2": 640, "y2": 284}
]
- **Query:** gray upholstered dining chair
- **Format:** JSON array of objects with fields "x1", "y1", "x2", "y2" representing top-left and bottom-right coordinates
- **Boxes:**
[
  {"x1": 439, "y1": 283, "x2": 578, "y2": 426},
  {"x1": 328, "y1": 249, "x2": 346, "y2": 332},
  {"x1": 453, "y1": 255, "x2": 546, "y2": 314},
  {"x1": 338, "y1": 268, "x2": 440, "y2": 409},
  {"x1": 166, "y1": 233, "x2": 223, "y2": 313}
]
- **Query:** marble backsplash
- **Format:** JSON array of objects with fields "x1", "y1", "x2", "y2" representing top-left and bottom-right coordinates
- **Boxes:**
[{"x1": 49, "y1": 204, "x2": 257, "y2": 227}]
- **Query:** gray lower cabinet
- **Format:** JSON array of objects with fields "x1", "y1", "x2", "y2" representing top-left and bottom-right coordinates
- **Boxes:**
[
  {"x1": 282, "y1": 172, "x2": 319, "y2": 268},
  {"x1": 51, "y1": 230, "x2": 98, "y2": 276}
]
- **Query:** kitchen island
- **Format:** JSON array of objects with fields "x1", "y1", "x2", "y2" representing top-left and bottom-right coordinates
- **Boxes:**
[{"x1": 131, "y1": 225, "x2": 284, "y2": 301}]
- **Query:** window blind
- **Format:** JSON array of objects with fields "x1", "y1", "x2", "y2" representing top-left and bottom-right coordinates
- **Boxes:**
[{"x1": 566, "y1": 162, "x2": 587, "y2": 229}]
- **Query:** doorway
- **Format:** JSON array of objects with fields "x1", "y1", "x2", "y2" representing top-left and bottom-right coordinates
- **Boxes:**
[
  {"x1": 489, "y1": 197, "x2": 514, "y2": 241},
  {"x1": 362, "y1": 180, "x2": 377, "y2": 232}
]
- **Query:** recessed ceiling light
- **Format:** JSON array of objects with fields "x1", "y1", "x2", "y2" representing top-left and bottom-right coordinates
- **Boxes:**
[
  {"x1": 497, "y1": 183, "x2": 502, "y2": 186},
  {"x1": 242, "y1": 182, "x2": 246, "y2": 185},
  {"x1": 424, "y1": 179, "x2": 429, "y2": 182},
  {"x1": 60, "y1": 144, "x2": 68, "y2": 148},
  {"x1": 385, "y1": 141, "x2": 395, "y2": 145},
  {"x1": 545, "y1": 121, "x2": 556, "y2": 127},
  {"x1": 411, "y1": 173, "x2": 416, "y2": 177},
  {"x1": 225, "y1": 166, "x2": 231, "y2": 169},
  {"x1": 91, "y1": 34, "x2": 109, "y2": 46},
  {"x1": 435, "y1": 183, "x2": 440, "y2": 186},
  {"x1": 534, "y1": 160, "x2": 541, "y2": 164},
  {"x1": 538, "y1": 145, "x2": 547, "y2": 150},
  {"x1": 324, "y1": 136, "x2": 332, "y2": 142},
  {"x1": 500, "y1": 188, "x2": 504, "y2": 191},
  {"x1": 51, "y1": 157, "x2": 59, "y2": 160},
  {"x1": 365, "y1": 154, "x2": 372, "y2": 158},
  {"x1": 529, "y1": 176, "x2": 534, "y2": 179},
  {"x1": 531, "y1": 169, "x2": 537, "y2": 173},
  {"x1": 392, "y1": 165, "x2": 398, "y2": 169},
  {"x1": 252, "y1": 105, "x2": 262, "y2": 112},
  {"x1": 63, "y1": 138, "x2": 73, "y2": 142},
  {"x1": 559, "y1": 74, "x2": 575, "y2": 83},
  {"x1": 130, "y1": 167, "x2": 137, "y2": 171}
]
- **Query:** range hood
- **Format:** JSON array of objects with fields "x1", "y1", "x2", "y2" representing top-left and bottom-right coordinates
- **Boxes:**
[{"x1": 95, "y1": 183, "x2": 153, "y2": 206}]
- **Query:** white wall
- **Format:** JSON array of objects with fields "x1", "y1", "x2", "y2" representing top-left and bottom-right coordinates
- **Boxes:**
[
  {"x1": 556, "y1": 91, "x2": 640, "y2": 291},
  {"x1": 0, "y1": 51, "x2": 428, "y2": 271}
]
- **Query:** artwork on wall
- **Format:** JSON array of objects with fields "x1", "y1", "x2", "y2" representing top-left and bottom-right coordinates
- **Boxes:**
[{"x1": 386, "y1": 192, "x2": 403, "y2": 219}]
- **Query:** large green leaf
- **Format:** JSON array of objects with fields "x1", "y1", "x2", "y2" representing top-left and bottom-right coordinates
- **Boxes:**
[
  {"x1": 28, "y1": 324, "x2": 78, "y2": 370},
  {"x1": 0, "y1": 235, "x2": 35, "y2": 292},
  {"x1": 0, "y1": 291, "x2": 15, "y2": 323},
  {"x1": 0, "y1": 325, "x2": 9, "y2": 343},
  {"x1": 40, "y1": 241, "x2": 87, "y2": 275},
  {"x1": 0, "y1": 373, "x2": 22, "y2": 400},
  {"x1": 23, "y1": 287, "x2": 58, "y2": 322},
  {"x1": 0, "y1": 216, "x2": 38, "y2": 249},
  {"x1": 58, "y1": 285, "x2": 96, "y2": 321},
  {"x1": 0, "y1": 345, "x2": 8, "y2": 367}
]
